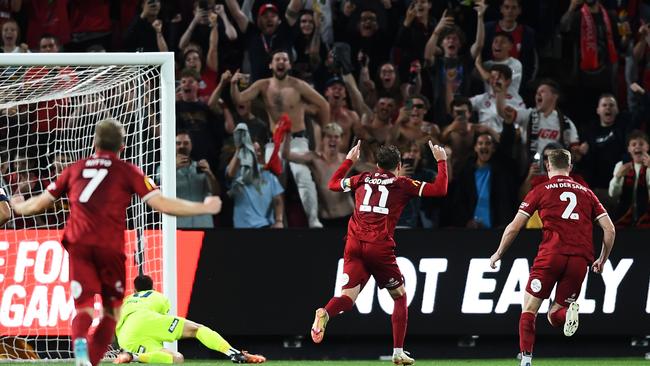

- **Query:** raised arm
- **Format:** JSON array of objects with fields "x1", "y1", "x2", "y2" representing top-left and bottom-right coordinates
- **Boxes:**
[
  {"x1": 208, "y1": 70, "x2": 232, "y2": 113},
  {"x1": 419, "y1": 141, "x2": 448, "y2": 197},
  {"x1": 230, "y1": 71, "x2": 262, "y2": 104},
  {"x1": 592, "y1": 214, "x2": 615, "y2": 273},
  {"x1": 470, "y1": 0, "x2": 487, "y2": 59},
  {"x1": 424, "y1": 11, "x2": 453, "y2": 66},
  {"x1": 328, "y1": 141, "x2": 360, "y2": 191},
  {"x1": 146, "y1": 194, "x2": 221, "y2": 216},
  {"x1": 179, "y1": 10, "x2": 204, "y2": 50},
  {"x1": 216, "y1": 4, "x2": 238, "y2": 41},
  {"x1": 560, "y1": 0, "x2": 581, "y2": 33},
  {"x1": 285, "y1": 0, "x2": 303, "y2": 26},
  {"x1": 152, "y1": 20, "x2": 168, "y2": 52},
  {"x1": 206, "y1": 12, "x2": 220, "y2": 72},
  {"x1": 489, "y1": 212, "x2": 529, "y2": 268},
  {"x1": 342, "y1": 72, "x2": 373, "y2": 119},
  {"x1": 297, "y1": 80, "x2": 330, "y2": 126},
  {"x1": 224, "y1": 0, "x2": 250, "y2": 33}
]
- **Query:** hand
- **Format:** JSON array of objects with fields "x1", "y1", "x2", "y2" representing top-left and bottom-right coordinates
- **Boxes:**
[
  {"x1": 203, "y1": 195, "x2": 222, "y2": 214},
  {"x1": 152, "y1": 19, "x2": 163, "y2": 34},
  {"x1": 214, "y1": 4, "x2": 225, "y2": 16},
  {"x1": 404, "y1": 3, "x2": 417, "y2": 26},
  {"x1": 19, "y1": 43, "x2": 29, "y2": 52},
  {"x1": 342, "y1": 0, "x2": 356, "y2": 17},
  {"x1": 578, "y1": 141, "x2": 589, "y2": 156},
  {"x1": 176, "y1": 154, "x2": 190, "y2": 169},
  {"x1": 503, "y1": 106, "x2": 516, "y2": 124},
  {"x1": 220, "y1": 70, "x2": 232, "y2": 84},
  {"x1": 592, "y1": 258, "x2": 605, "y2": 274},
  {"x1": 489, "y1": 252, "x2": 501, "y2": 269},
  {"x1": 473, "y1": 0, "x2": 487, "y2": 18},
  {"x1": 397, "y1": 106, "x2": 410, "y2": 123},
  {"x1": 208, "y1": 11, "x2": 218, "y2": 27},
  {"x1": 231, "y1": 70, "x2": 249, "y2": 84},
  {"x1": 630, "y1": 82, "x2": 646, "y2": 95},
  {"x1": 433, "y1": 10, "x2": 454, "y2": 36},
  {"x1": 10, "y1": 194, "x2": 25, "y2": 207},
  {"x1": 194, "y1": 9, "x2": 208, "y2": 23},
  {"x1": 346, "y1": 140, "x2": 362, "y2": 162},
  {"x1": 429, "y1": 141, "x2": 447, "y2": 161},
  {"x1": 493, "y1": 80, "x2": 505, "y2": 94},
  {"x1": 271, "y1": 220, "x2": 284, "y2": 228},
  {"x1": 314, "y1": 10, "x2": 323, "y2": 29},
  {"x1": 615, "y1": 162, "x2": 634, "y2": 177},
  {"x1": 197, "y1": 159, "x2": 212, "y2": 173},
  {"x1": 642, "y1": 152, "x2": 650, "y2": 167},
  {"x1": 381, "y1": 0, "x2": 392, "y2": 9},
  {"x1": 527, "y1": 162, "x2": 541, "y2": 177},
  {"x1": 357, "y1": 51, "x2": 369, "y2": 68},
  {"x1": 570, "y1": 0, "x2": 584, "y2": 10}
]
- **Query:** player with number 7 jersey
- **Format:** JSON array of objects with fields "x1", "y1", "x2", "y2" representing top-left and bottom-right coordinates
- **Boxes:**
[
  {"x1": 310, "y1": 141, "x2": 448, "y2": 365},
  {"x1": 11, "y1": 119, "x2": 221, "y2": 366},
  {"x1": 489, "y1": 149, "x2": 615, "y2": 366}
]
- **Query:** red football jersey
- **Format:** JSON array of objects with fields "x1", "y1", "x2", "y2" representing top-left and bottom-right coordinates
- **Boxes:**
[
  {"x1": 47, "y1": 151, "x2": 160, "y2": 251},
  {"x1": 329, "y1": 159, "x2": 448, "y2": 245},
  {"x1": 518, "y1": 175, "x2": 607, "y2": 261}
]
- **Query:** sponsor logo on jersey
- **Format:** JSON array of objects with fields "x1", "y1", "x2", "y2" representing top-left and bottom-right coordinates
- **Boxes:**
[
  {"x1": 519, "y1": 202, "x2": 529, "y2": 209},
  {"x1": 144, "y1": 176, "x2": 157, "y2": 191},
  {"x1": 411, "y1": 180, "x2": 422, "y2": 187},
  {"x1": 168, "y1": 318, "x2": 179, "y2": 333},
  {"x1": 530, "y1": 278, "x2": 542, "y2": 293}
]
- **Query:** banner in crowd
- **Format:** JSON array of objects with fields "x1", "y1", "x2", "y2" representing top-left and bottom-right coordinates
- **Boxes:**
[
  {"x1": 188, "y1": 229, "x2": 650, "y2": 336},
  {"x1": 0, "y1": 230, "x2": 204, "y2": 336}
]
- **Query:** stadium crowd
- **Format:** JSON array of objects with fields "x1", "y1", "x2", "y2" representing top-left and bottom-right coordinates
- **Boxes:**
[{"x1": 1, "y1": 0, "x2": 650, "y2": 229}]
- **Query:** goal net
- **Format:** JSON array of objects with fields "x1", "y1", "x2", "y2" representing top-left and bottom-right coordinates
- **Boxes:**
[{"x1": 0, "y1": 53, "x2": 177, "y2": 360}]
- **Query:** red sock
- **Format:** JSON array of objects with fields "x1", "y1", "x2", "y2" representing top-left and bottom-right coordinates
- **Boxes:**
[
  {"x1": 88, "y1": 316, "x2": 116, "y2": 366},
  {"x1": 519, "y1": 312, "x2": 536, "y2": 354},
  {"x1": 549, "y1": 307, "x2": 568, "y2": 327},
  {"x1": 324, "y1": 295, "x2": 354, "y2": 318},
  {"x1": 71, "y1": 312, "x2": 93, "y2": 341},
  {"x1": 391, "y1": 294, "x2": 408, "y2": 348}
]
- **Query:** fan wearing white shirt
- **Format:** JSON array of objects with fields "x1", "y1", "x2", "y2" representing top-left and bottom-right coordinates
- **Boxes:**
[{"x1": 470, "y1": 63, "x2": 524, "y2": 134}]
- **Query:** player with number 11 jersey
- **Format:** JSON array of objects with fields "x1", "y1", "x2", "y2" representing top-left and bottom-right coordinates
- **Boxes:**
[{"x1": 310, "y1": 141, "x2": 448, "y2": 365}]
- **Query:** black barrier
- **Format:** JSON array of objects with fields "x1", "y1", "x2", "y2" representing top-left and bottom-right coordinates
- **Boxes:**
[{"x1": 186, "y1": 229, "x2": 650, "y2": 336}]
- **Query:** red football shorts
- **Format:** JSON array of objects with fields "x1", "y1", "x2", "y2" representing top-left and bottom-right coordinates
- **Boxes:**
[
  {"x1": 342, "y1": 236, "x2": 403, "y2": 290},
  {"x1": 67, "y1": 244, "x2": 126, "y2": 309},
  {"x1": 526, "y1": 254, "x2": 589, "y2": 307}
]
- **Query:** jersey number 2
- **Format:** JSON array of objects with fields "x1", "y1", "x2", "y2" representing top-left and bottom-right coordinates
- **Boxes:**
[
  {"x1": 560, "y1": 191, "x2": 579, "y2": 220},
  {"x1": 360, "y1": 184, "x2": 389, "y2": 215},
  {"x1": 79, "y1": 168, "x2": 108, "y2": 203}
]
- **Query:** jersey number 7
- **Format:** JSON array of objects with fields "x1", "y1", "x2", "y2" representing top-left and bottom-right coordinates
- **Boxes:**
[{"x1": 79, "y1": 168, "x2": 109, "y2": 203}]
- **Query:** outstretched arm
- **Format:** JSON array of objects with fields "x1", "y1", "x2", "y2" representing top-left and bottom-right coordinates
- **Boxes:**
[
  {"x1": 10, "y1": 193, "x2": 53, "y2": 216},
  {"x1": 146, "y1": 194, "x2": 221, "y2": 216},
  {"x1": 489, "y1": 212, "x2": 528, "y2": 268}
]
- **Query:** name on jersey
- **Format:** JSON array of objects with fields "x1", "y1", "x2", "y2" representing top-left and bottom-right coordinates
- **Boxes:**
[
  {"x1": 537, "y1": 129, "x2": 559, "y2": 140},
  {"x1": 364, "y1": 176, "x2": 394, "y2": 185},
  {"x1": 85, "y1": 159, "x2": 112, "y2": 167},
  {"x1": 544, "y1": 182, "x2": 587, "y2": 192}
]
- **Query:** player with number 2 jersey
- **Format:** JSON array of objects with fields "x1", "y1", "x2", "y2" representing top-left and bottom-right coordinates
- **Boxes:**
[
  {"x1": 310, "y1": 141, "x2": 448, "y2": 365},
  {"x1": 489, "y1": 149, "x2": 615, "y2": 366}
]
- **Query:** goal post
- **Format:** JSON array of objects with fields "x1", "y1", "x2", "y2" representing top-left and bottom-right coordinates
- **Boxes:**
[{"x1": 0, "y1": 52, "x2": 177, "y2": 358}]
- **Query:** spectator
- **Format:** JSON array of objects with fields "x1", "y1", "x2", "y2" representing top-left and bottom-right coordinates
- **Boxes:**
[
  {"x1": 2, "y1": 19, "x2": 28, "y2": 53},
  {"x1": 500, "y1": 79, "x2": 580, "y2": 161},
  {"x1": 561, "y1": 0, "x2": 624, "y2": 124},
  {"x1": 291, "y1": 10, "x2": 327, "y2": 84},
  {"x1": 393, "y1": 94, "x2": 440, "y2": 153},
  {"x1": 359, "y1": 60, "x2": 405, "y2": 107},
  {"x1": 630, "y1": 22, "x2": 650, "y2": 112},
  {"x1": 67, "y1": 0, "x2": 112, "y2": 51},
  {"x1": 164, "y1": 131, "x2": 218, "y2": 229},
  {"x1": 395, "y1": 0, "x2": 436, "y2": 83},
  {"x1": 348, "y1": 8, "x2": 392, "y2": 77},
  {"x1": 179, "y1": 2, "x2": 237, "y2": 56},
  {"x1": 324, "y1": 76, "x2": 360, "y2": 153},
  {"x1": 176, "y1": 68, "x2": 225, "y2": 174},
  {"x1": 447, "y1": 122, "x2": 518, "y2": 229},
  {"x1": 283, "y1": 123, "x2": 354, "y2": 227},
  {"x1": 483, "y1": 0, "x2": 537, "y2": 89},
  {"x1": 471, "y1": 63, "x2": 525, "y2": 133},
  {"x1": 38, "y1": 34, "x2": 60, "y2": 53},
  {"x1": 424, "y1": 0, "x2": 487, "y2": 125},
  {"x1": 578, "y1": 94, "x2": 637, "y2": 207},
  {"x1": 124, "y1": 0, "x2": 169, "y2": 52},
  {"x1": 0, "y1": 0, "x2": 20, "y2": 29},
  {"x1": 475, "y1": 32, "x2": 523, "y2": 95},
  {"x1": 397, "y1": 141, "x2": 439, "y2": 228},
  {"x1": 183, "y1": 48, "x2": 218, "y2": 104},
  {"x1": 226, "y1": 125, "x2": 284, "y2": 228},
  {"x1": 225, "y1": 0, "x2": 298, "y2": 81},
  {"x1": 217, "y1": 71, "x2": 270, "y2": 144},
  {"x1": 608, "y1": 130, "x2": 650, "y2": 227},
  {"x1": 25, "y1": 0, "x2": 70, "y2": 50}
]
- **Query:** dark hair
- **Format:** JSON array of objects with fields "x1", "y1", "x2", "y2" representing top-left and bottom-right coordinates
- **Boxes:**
[
  {"x1": 406, "y1": 94, "x2": 430, "y2": 110},
  {"x1": 547, "y1": 149, "x2": 571, "y2": 170},
  {"x1": 537, "y1": 78, "x2": 560, "y2": 95},
  {"x1": 134, "y1": 275, "x2": 154, "y2": 292},
  {"x1": 95, "y1": 119, "x2": 124, "y2": 152},
  {"x1": 493, "y1": 31, "x2": 515, "y2": 44},
  {"x1": 489, "y1": 63, "x2": 513, "y2": 80},
  {"x1": 500, "y1": 0, "x2": 522, "y2": 5},
  {"x1": 271, "y1": 48, "x2": 293, "y2": 63},
  {"x1": 176, "y1": 130, "x2": 191, "y2": 138},
  {"x1": 473, "y1": 131, "x2": 494, "y2": 147},
  {"x1": 180, "y1": 68, "x2": 201, "y2": 81},
  {"x1": 439, "y1": 25, "x2": 466, "y2": 46},
  {"x1": 39, "y1": 33, "x2": 60, "y2": 44},
  {"x1": 376, "y1": 145, "x2": 401, "y2": 171},
  {"x1": 598, "y1": 93, "x2": 617, "y2": 103},
  {"x1": 626, "y1": 129, "x2": 649, "y2": 146},
  {"x1": 542, "y1": 141, "x2": 564, "y2": 155},
  {"x1": 450, "y1": 95, "x2": 472, "y2": 111}
]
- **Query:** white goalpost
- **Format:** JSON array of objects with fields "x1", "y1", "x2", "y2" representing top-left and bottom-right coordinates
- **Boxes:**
[{"x1": 0, "y1": 53, "x2": 177, "y2": 360}]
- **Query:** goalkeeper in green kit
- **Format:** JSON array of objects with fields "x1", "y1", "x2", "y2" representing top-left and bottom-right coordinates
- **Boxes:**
[{"x1": 114, "y1": 275, "x2": 265, "y2": 364}]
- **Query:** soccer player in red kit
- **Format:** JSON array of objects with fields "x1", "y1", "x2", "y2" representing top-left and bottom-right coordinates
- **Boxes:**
[
  {"x1": 489, "y1": 149, "x2": 616, "y2": 366},
  {"x1": 310, "y1": 140, "x2": 448, "y2": 365},
  {"x1": 11, "y1": 119, "x2": 222, "y2": 366}
]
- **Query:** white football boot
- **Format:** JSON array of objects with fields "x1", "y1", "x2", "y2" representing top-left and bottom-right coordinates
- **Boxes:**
[{"x1": 563, "y1": 302, "x2": 580, "y2": 337}]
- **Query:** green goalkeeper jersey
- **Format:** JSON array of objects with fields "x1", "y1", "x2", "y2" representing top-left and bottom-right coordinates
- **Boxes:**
[{"x1": 117, "y1": 290, "x2": 170, "y2": 328}]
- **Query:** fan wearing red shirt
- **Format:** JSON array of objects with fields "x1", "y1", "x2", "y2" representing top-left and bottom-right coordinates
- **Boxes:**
[
  {"x1": 310, "y1": 141, "x2": 448, "y2": 365},
  {"x1": 10, "y1": 119, "x2": 221, "y2": 366},
  {"x1": 489, "y1": 148, "x2": 615, "y2": 366}
]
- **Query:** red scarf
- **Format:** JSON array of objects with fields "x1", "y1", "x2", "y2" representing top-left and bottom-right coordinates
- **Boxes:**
[{"x1": 579, "y1": 3, "x2": 618, "y2": 71}]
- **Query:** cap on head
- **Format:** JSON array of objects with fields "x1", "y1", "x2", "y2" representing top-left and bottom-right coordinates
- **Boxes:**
[
  {"x1": 326, "y1": 76, "x2": 345, "y2": 88},
  {"x1": 258, "y1": 3, "x2": 279, "y2": 17}
]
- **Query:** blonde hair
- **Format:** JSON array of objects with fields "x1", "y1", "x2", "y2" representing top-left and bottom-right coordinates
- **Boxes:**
[
  {"x1": 547, "y1": 149, "x2": 571, "y2": 170},
  {"x1": 95, "y1": 118, "x2": 125, "y2": 152},
  {"x1": 322, "y1": 123, "x2": 343, "y2": 137}
]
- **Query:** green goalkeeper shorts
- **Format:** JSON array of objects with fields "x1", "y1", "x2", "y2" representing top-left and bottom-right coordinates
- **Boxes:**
[{"x1": 116, "y1": 310, "x2": 186, "y2": 353}]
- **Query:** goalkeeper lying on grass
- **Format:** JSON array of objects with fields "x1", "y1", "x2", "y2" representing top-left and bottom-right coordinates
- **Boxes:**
[{"x1": 113, "y1": 275, "x2": 265, "y2": 364}]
